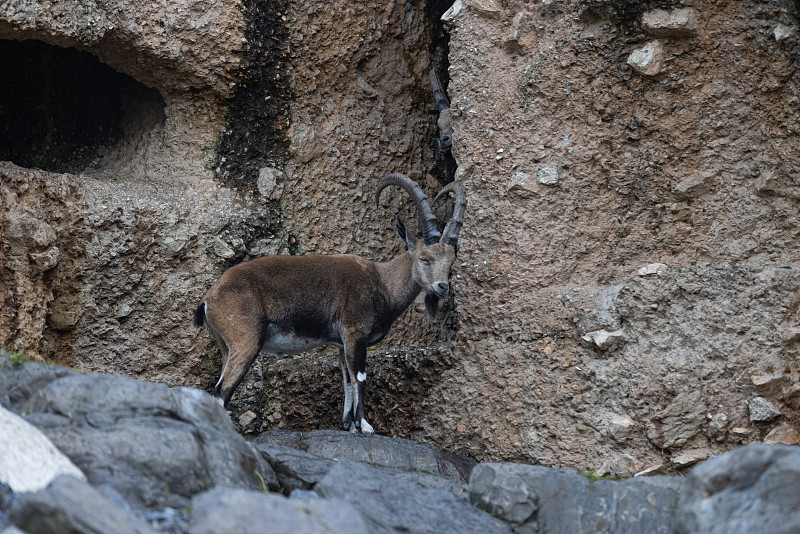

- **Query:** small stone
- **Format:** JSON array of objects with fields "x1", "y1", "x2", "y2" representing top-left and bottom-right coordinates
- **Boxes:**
[
  {"x1": 441, "y1": 0, "x2": 463, "y2": 22},
  {"x1": 634, "y1": 464, "x2": 665, "y2": 477},
  {"x1": 608, "y1": 415, "x2": 636, "y2": 442},
  {"x1": 707, "y1": 412, "x2": 728, "y2": 442},
  {"x1": 582, "y1": 329, "x2": 626, "y2": 351},
  {"x1": 627, "y1": 41, "x2": 664, "y2": 76},
  {"x1": 257, "y1": 167, "x2": 285, "y2": 200},
  {"x1": 730, "y1": 427, "x2": 750, "y2": 435},
  {"x1": 29, "y1": 246, "x2": 60, "y2": 270},
  {"x1": 671, "y1": 448, "x2": 712, "y2": 467},
  {"x1": 214, "y1": 237, "x2": 236, "y2": 259},
  {"x1": 537, "y1": 166, "x2": 558, "y2": 185},
  {"x1": 674, "y1": 172, "x2": 715, "y2": 199},
  {"x1": 642, "y1": 8, "x2": 699, "y2": 37},
  {"x1": 764, "y1": 422, "x2": 800, "y2": 445},
  {"x1": 638, "y1": 263, "x2": 668, "y2": 276},
  {"x1": 238, "y1": 410, "x2": 258, "y2": 432},
  {"x1": 773, "y1": 24, "x2": 795, "y2": 41},
  {"x1": 508, "y1": 171, "x2": 535, "y2": 196},
  {"x1": 467, "y1": 0, "x2": 500, "y2": 19},
  {"x1": 747, "y1": 397, "x2": 782, "y2": 422},
  {"x1": 48, "y1": 311, "x2": 82, "y2": 331},
  {"x1": 751, "y1": 371, "x2": 785, "y2": 387}
]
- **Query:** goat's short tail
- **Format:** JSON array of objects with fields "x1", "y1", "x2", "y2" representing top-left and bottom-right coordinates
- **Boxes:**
[{"x1": 193, "y1": 302, "x2": 206, "y2": 328}]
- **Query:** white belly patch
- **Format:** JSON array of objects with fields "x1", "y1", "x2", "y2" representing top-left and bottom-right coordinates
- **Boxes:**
[{"x1": 262, "y1": 328, "x2": 331, "y2": 354}]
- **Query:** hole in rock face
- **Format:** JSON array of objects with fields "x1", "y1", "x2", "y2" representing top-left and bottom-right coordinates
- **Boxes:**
[{"x1": 0, "y1": 39, "x2": 165, "y2": 174}]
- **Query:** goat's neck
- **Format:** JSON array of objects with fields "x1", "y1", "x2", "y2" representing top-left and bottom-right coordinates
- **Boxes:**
[{"x1": 376, "y1": 252, "x2": 422, "y2": 314}]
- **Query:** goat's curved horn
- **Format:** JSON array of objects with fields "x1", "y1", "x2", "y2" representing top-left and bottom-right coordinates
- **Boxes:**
[
  {"x1": 376, "y1": 173, "x2": 441, "y2": 245},
  {"x1": 433, "y1": 181, "x2": 467, "y2": 247}
]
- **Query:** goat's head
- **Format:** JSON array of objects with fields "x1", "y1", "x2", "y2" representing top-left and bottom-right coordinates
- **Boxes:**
[{"x1": 376, "y1": 174, "x2": 467, "y2": 316}]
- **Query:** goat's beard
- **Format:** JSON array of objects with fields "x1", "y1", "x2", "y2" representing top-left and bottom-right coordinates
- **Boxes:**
[{"x1": 425, "y1": 292, "x2": 439, "y2": 317}]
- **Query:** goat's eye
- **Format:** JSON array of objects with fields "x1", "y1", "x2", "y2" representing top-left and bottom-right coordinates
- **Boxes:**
[{"x1": 420, "y1": 258, "x2": 431, "y2": 266}]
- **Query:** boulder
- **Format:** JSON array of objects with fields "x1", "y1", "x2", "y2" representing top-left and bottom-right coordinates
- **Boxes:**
[
  {"x1": 468, "y1": 462, "x2": 682, "y2": 534},
  {"x1": 314, "y1": 459, "x2": 511, "y2": 534},
  {"x1": 675, "y1": 444, "x2": 800, "y2": 534},
  {"x1": 2, "y1": 361, "x2": 278, "y2": 509},
  {"x1": 9, "y1": 475, "x2": 158, "y2": 534},
  {"x1": 187, "y1": 487, "x2": 368, "y2": 534},
  {"x1": 254, "y1": 429, "x2": 475, "y2": 483},
  {"x1": 0, "y1": 406, "x2": 86, "y2": 493}
]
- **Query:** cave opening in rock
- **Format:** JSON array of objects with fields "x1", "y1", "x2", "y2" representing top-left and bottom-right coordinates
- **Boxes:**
[{"x1": 0, "y1": 39, "x2": 165, "y2": 175}]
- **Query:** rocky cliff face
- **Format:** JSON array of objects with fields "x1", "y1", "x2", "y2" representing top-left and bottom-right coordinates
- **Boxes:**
[{"x1": 2, "y1": 0, "x2": 800, "y2": 475}]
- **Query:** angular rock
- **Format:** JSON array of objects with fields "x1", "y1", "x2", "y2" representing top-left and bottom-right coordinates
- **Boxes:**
[
  {"x1": 637, "y1": 263, "x2": 669, "y2": 276},
  {"x1": 315, "y1": 459, "x2": 510, "y2": 534},
  {"x1": 253, "y1": 442, "x2": 336, "y2": 493},
  {"x1": 468, "y1": 462, "x2": 681, "y2": 534},
  {"x1": 9, "y1": 475, "x2": 158, "y2": 534},
  {"x1": 508, "y1": 171, "x2": 535, "y2": 196},
  {"x1": 674, "y1": 171, "x2": 715, "y2": 199},
  {"x1": 0, "y1": 406, "x2": 86, "y2": 493},
  {"x1": 254, "y1": 429, "x2": 475, "y2": 483},
  {"x1": 467, "y1": 0, "x2": 500, "y2": 19},
  {"x1": 642, "y1": 8, "x2": 699, "y2": 37},
  {"x1": 646, "y1": 390, "x2": 706, "y2": 449},
  {"x1": 747, "y1": 396, "x2": 782, "y2": 422},
  {"x1": 537, "y1": 166, "x2": 558, "y2": 185},
  {"x1": 187, "y1": 487, "x2": 368, "y2": 534},
  {"x1": 11, "y1": 368, "x2": 277, "y2": 509},
  {"x1": 671, "y1": 447, "x2": 712, "y2": 467},
  {"x1": 257, "y1": 167, "x2": 285, "y2": 200},
  {"x1": 608, "y1": 415, "x2": 635, "y2": 442},
  {"x1": 441, "y1": 0, "x2": 463, "y2": 23},
  {"x1": 627, "y1": 41, "x2": 664, "y2": 76},
  {"x1": 582, "y1": 329, "x2": 626, "y2": 351},
  {"x1": 675, "y1": 444, "x2": 800, "y2": 534},
  {"x1": 764, "y1": 422, "x2": 800, "y2": 445}
]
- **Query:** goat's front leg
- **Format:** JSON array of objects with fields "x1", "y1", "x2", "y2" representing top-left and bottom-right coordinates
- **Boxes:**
[
  {"x1": 344, "y1": 335, "x2": 373, "y2": 434},
  {"x1": 339, "y1": 347, "x2": 355, "y2": 432}
]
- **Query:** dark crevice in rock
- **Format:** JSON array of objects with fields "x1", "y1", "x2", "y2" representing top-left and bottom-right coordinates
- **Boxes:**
[
  {"x1": 427, "y1": 0, "x2": 457, "y2": 187},
  {"x1": 215, "y1": 0, "x2": 290, "y2": 193},
  {"x1": 0, "y1": 39, "x2": 165, "y2": 175}
]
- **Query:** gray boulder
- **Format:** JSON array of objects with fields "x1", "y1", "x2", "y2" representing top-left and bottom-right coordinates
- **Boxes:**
[
  {"x1": 314, "y1": 459, "x2": 511, "y2": 534},
  {"x1": 1, "y1": 362, "x2": 278, "y2": 509},
  {"x1": 675, "y1": 443, "x2": 800, "y2": 534},
  {"x1": 9, "y1": 474, "x2": 158, "y2": 534},
  {"x1": 254, "y1": 429, "x2": 475, "y2": 483},
  {"x1": 187, "y1": 487, "x2": 369, "y2": 534},
  {"x1": 468, "y1": 463, "x2": 682, "y2": 534}
]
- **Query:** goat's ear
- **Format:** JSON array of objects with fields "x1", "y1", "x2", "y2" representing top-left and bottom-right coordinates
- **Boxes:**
[{"x1": 396, "y1": 216, "x2": 416, "y2": 252}]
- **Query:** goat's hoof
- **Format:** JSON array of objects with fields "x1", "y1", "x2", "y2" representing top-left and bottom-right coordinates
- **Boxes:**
[
  {"x1": 359, "y1": 418, "x2": 374, "y2": 434},
  {"x1": 348, "y1": 422, "x2": 358, "y2": 434}
]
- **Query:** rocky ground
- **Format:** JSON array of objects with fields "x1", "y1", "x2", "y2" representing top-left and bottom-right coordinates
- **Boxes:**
[{"x1": 2, "y1": 352, "x2": 799, "y2": 534}]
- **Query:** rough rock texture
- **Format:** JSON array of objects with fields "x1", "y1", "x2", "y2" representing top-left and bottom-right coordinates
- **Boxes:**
[
  {"x1": 675, "y1": 443, "x2": 800, "y2": 534},
  {"x1": 425, "y1": 0, "x2": 800, "y2": 470},
  {"x1": 3, "y1": 0, "x2": 800, "y2": 475},
  {"x1": 0, "y1": 357, "x2": 277, "y2": 510},
  {"x1": 4, "y1": 355, "x2": 800, "y2": 534},
  {"x1": 468, "y1": 462, "x2": 682, "y2": 534},
  {"x1": 187, "y1": 488, "x2": 368, "y2": 534},
  {"x1": 253, "y1": 428, "x2": 476, "y2": 484}
]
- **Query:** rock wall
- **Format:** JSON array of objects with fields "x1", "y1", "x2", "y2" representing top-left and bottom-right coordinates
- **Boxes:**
[
  {"x1": 2, "y1": 0, "x2": 800, "y2": 475},
  {"x1": 433, "y1": 0, "x2": 800, "y2": 471}
]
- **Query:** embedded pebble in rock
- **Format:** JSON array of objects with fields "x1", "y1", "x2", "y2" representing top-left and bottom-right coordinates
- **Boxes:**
[
  {"x1": 627, "y1": 41, "x2": 665, "y2": 76},
  {"x1": 747, "y1": 397, "x2": 782, "y2": 422}
]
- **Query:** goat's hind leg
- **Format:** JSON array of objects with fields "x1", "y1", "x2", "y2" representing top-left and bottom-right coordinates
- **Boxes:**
[{"x1": 339, "y1": 348, "x2": 356, "y2": 432}]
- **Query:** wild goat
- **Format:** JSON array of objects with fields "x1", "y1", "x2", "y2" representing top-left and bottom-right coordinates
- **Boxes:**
[{"x1": 193, "y1": 174, "x2": 466, "y2": 433}]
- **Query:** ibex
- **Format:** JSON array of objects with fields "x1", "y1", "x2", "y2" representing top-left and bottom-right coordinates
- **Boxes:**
[{"x1": 194, "y1": 174, "x2": 466, "y2": 433}]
